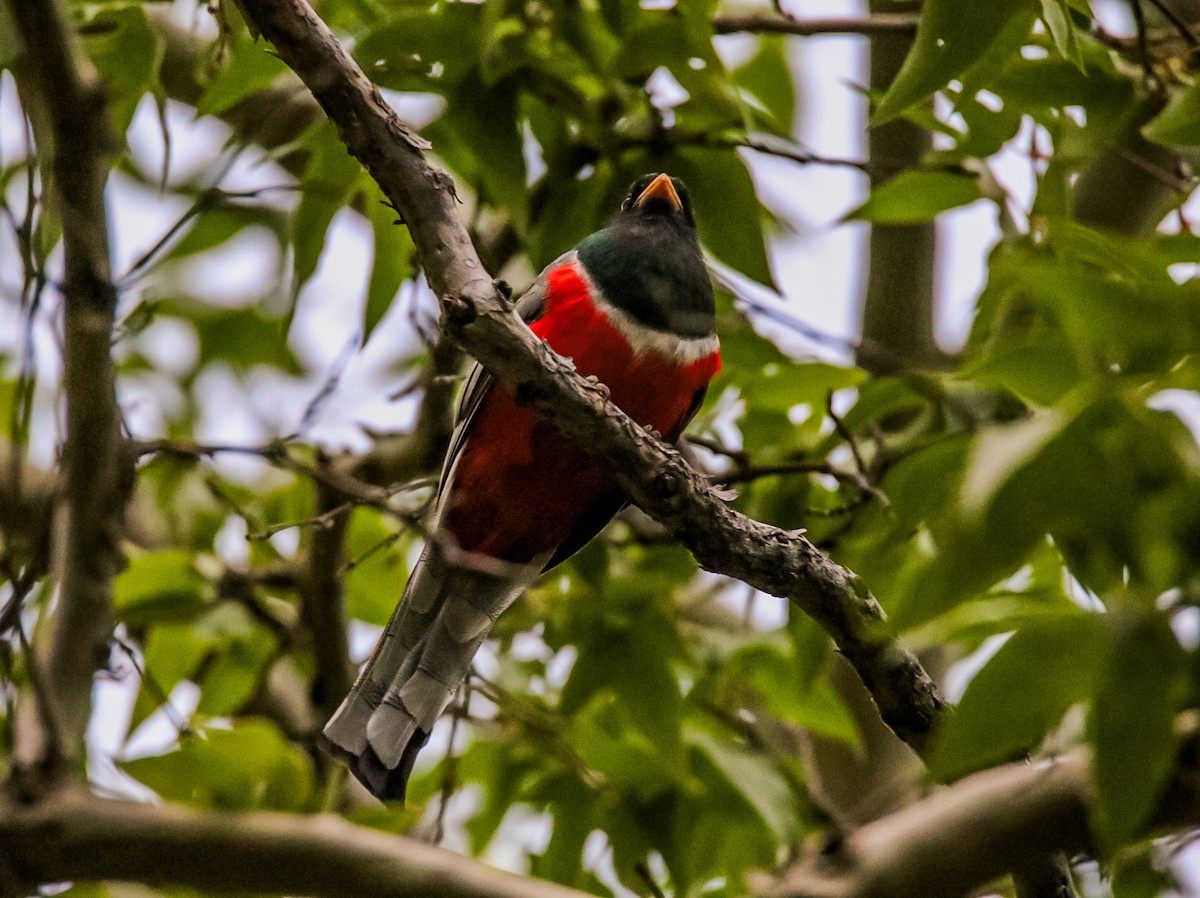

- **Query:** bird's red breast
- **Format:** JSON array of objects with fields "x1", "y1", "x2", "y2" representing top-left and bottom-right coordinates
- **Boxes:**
[{"x1": 442, "y1": 259, "x2": 720, "y2": 565}]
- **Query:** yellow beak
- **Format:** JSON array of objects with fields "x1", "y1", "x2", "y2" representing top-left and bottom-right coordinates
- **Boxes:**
[{"x1": 634, "y1": 173, "x2": 683, "y2": 211}]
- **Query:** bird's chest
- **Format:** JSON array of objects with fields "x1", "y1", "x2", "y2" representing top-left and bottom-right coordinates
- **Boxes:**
[
  {"x1": 440, "y1": 263, "x2": 718, "y2": 563},
  {"x1": 531, "y1": 262, "x2": 718, "y2": 435}
]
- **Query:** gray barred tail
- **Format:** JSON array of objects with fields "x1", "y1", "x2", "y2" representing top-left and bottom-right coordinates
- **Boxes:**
[{"x1": 322, "y1": 545, "x2": 532, "y2": 803}]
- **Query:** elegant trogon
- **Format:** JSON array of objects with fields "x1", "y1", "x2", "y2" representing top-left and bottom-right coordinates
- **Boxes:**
[{"x1": 324, "y1": 173, "x2": 722, "y2": 802}]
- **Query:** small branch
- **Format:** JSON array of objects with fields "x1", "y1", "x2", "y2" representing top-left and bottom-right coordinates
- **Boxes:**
[
  {"x1": 235, "y1": 0, "x2": 945, "y2": 750},
  {"x1": 1131, "y1": 0, "x2": 1155, "y2": 80},
  {"x1": 1144, "y1": 0, "x2": 1199, "y2": 50},
  {"x1": 9, "y1": 0, "x2": 133, "y2": 773},
  {"x1": 0, "y1": 787, "x2": 598, "y2": 898},
  {"x1": 622, "y1": 130, "x2": 870, "y2": 171},
  {"x1": 712, "y1": 14, "x2": 919, "y2": 37},
  {"x1": 300, "y1": 473, "x2": 355, "y2": 722},
  {"x1": 1013, "y1": 854, "x2": 1076, "y2": 898}
]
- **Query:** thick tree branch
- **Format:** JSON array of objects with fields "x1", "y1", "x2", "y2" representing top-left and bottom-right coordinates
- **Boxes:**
[
  {"x1": 712, "y1": 14, "x2": 919, "y2": 37},
  {"x1": 0, "y1": 787, "x2": 596, "y2": 898},
  {"x1": 9, "y1": 0, "x2": 133, "y2": 772},
  {"x1": 234, "y1": 0, "x2": 944, "y2": 747},
  {"x1": 762, "y1": 753, "x2": 1093, "y2": 898},
  {"x1": 763, "y1": 732, "x2": 1200, "y2": 898}
]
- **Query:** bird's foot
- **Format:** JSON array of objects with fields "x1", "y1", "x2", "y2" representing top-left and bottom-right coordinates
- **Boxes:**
[{"x1": 583, "y1": 374, "x2": 611, "y2": 401}]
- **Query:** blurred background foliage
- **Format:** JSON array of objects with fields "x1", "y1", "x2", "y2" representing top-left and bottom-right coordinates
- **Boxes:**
[{"x1": 4, "y1": 0, "x2": 1200, "y2": 895}]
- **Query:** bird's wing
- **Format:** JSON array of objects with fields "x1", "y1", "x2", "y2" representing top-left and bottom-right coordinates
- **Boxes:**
[
  {"x1": 541, "y1": 385, "x2": 709, "y2": 571},
  {"x1": 435, "y1": 249, "x2": 576, "y2": 494},
  {"x1": 323, "y1": 252, "x2": 579, "y2": 802}
]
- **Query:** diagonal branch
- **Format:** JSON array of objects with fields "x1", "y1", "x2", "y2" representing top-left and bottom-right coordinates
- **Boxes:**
[
  {"x1": 762, "y1": 752, "x2": 1093, "y2": 898},
  {"x1": 8, "y1": 0, "x2": 134, "y2": 775},
  {"x1": 762, "y1": 726, "x2": 1200, "y2": 898},
  {"x1": 0, "y1": 787, "x2": 597, "y2": 898},
  {"x1": 234, "y1": 0, "x2": 944, "y2": 748}
]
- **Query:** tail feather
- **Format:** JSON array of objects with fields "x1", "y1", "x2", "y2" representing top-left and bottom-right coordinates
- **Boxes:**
[{"x1": 323, "y1": 544, "x2": 538, "y2": 802}]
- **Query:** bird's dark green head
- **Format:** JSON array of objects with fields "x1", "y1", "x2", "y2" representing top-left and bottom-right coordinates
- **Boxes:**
[
  {"x1": 619, "y1": 172, "x2": 697, "y2": 226},
  {"x1": 576, "y1": 173, "x2": 714, "y2": 338}
]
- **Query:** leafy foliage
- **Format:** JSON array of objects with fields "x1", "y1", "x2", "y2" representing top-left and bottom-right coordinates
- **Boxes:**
[{"x1": 4, "y1": 0, "x2": 1200, "y2": 895}]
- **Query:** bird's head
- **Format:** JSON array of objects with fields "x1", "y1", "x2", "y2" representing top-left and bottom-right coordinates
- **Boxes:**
[
  {"x1": 576, "y1": 172, "x2": 713, "y2": 338},
  {"x1": 618, "y1": 172, "x2": 696, "y2": 229}
]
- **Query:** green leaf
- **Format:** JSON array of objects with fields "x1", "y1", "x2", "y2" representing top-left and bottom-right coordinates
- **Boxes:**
[
  {"x1": 80, "y1": 7, "x2": 163, "y2": 135},
  {"x1": 169, "y1": 204, "x2": 288, "y2": 261},
  {"x1": 354, "y1": 3, "x2": 483, "y2": 92},
  {"x1": 293, "y1": 126, "x2": 362, "y2": 301},
  {"x1": 1089, "y1": 612, "x2": 1188, "y2": 852},
  {"x1": 566, "y1": 692, "x2": 684, "y2": 799},
  {"x1": 121, "y1": 719, "x2": 315, "y2": 811},
  {"x1": 665, "y1": 147, "x2": 774, "y2": 287},
  {"x1": 195, "y1": 629, "x2": 278, "y2": 717},
  {"x1": 1143, "y1": 79, "x2": 1200, "y2": 147},
  {"x1": 873, "y1": 0, "x2": 1038, "y2": 125},
  {"x1": 436, "y1": 72, "x2": 526, "y2": 212},
  {"x1": 847, "y1": 170, "x2": 984, "y2": 224},
  {"x1": 528, "y1": 161, "x2": 617, "y2": 269},
  {"x1": 734, "y1": 37, "x2": 795, "y2": 135},
  {"x1": 363, "y1": 178, "x2": 415, "y2": 340},
  {"x1": 685, "y1": 728, "x2": 798, "y2": 843},
  {"x1": 196, "y1": 40, "x2": 290, "y2": 116},
  {"x1": 128, "y1": 604, "x2": 265, "y2": 736},
  {"x1": 0, "y1": 4, "x2": 18, "y2": 69},
  {"x1": 931, "y1": 614, "x2": 1105, "y2": 781},
  {"x1": 128, "y1": 621, "x2": 213, "y2": 733},
  {"x1": 159, "y1": 299, "x2": 300, "y2": 374},
  {"x1": 344, "y1": 508, "x2": 411, "y2": 626},
  {"x1": 113, "y1": 550, "x2": 212, "y2": 625},
  {"x1": 1039, "y1": 0, "x2": 1085, "y2": 71}
]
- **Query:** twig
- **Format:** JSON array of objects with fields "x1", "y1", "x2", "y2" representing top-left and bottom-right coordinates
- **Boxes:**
[
  {"x1": 1013, "y1": 854, "x2": 1076, "y2": 898},
  {"x1": 1131, "y1": 0, "x2": 1155, "y2": 80},
  {"x1": 217, "y1": 568, "x2": 298, "y2": 639},
  {"x1": 623, "y1": 130, "x2": 870, "y2": 172},
  {"x1": 469, "y1": 669, "x2": 604, "y2": 789},
  {"x1": 300, "y1": 476, "x2": 355, "y2": 722},
  {"x1": 826, "y1": 393, "x2": 868, "y2": 477},
  {"x1": 633, "y1": 861, "x2": 668, "y2": 898},
  {"x1": 1108, "y1": 142, "x2": 1196, "y2": 194},
  {"x1": 711, "y1": 14, "x2": 919, "y2": 37},
  {"x1": 340, "y1": 522, "x2": 414, "y2": 575},
  {"x1": 432, "y1": 677, "x2": 469, "y2": 846},
  {"x1": 110, "y1": 637, "x2": 193, "y2": 739},
  {"x1": 1144, "y1": 0, "x2": 1200, "y2": 49}
]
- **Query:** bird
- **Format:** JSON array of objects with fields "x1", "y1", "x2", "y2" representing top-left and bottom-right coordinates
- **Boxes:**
[{"x1": 323, "y1": 173, "x2": 722, "y2": 802}]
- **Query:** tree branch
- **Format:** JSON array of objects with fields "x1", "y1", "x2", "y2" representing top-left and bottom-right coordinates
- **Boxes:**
[
  {"x1": 0, "y1": 787, "x2": 596, "y2": 898},
  {"x1": 763, "y1": 727, "x2": 1200, "y2": 898},
  {"x1": 858, "y1": 0, "x2": 942, "y2": 374},
  {"x1": 9, "y1": 0, "x2": 133, "y2": 774},
  {"x1": 300, "y1": 473, "x2": 356, "y2": 724},
  {"x1": 711, "y1": 14, "x2": 919, "y2": 37},
  {"x1": 233, "y1": 0, "x2": 944, "y2": 748},
  {"x1": 762, "y1": 752, "x2": 1093, "y2": 898}
]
